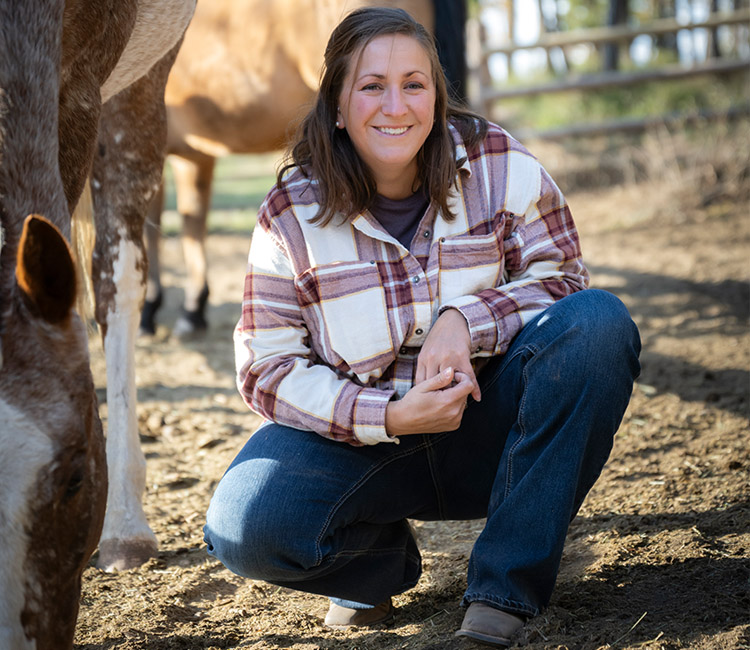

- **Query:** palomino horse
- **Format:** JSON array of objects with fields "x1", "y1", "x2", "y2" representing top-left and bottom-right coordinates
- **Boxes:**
[
  {"x1": 0, "y1": 1, "x2": 194, "y2": 647},
  {"x1": 140, "y1": 0, "x2": 467, "y2": 337}
]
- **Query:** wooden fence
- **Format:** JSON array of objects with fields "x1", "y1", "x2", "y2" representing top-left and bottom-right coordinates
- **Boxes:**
[{"x1": 467, "y1": 3, "x2": 750, "y2": 138}]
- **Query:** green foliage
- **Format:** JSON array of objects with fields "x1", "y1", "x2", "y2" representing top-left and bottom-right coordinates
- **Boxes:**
[
  {"x1": 562, "y1": 0, "x2": 610, "y2": 30},
  {"x1": 557, "y1": 0, "x2": 677, "y2": 30}
]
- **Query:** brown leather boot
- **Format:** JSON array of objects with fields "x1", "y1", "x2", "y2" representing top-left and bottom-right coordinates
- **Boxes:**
[
  {"x1": 454, "y1": 602, "x2": 525, "y2": 647},
  {"x1": 324, "y1": 598, "x2": 395, "y2": 629}
]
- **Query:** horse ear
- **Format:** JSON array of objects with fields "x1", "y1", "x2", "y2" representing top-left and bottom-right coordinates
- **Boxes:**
[{"x1": 16, "y1": 214, "x2": 77, "y2": 324}]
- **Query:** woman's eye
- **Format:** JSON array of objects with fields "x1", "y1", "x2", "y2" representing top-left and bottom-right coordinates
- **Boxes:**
[
  {"x1": 362, "y1": 84, "x2": 382, "y2": 91},
  {"x1": 406, "y1": 82, "x2": 425, "y2": 90}
]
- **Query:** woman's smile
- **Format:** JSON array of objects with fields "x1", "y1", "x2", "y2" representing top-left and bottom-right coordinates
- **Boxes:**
[{"x1": 374, "y1": 125, "x2": 411, "y2": 136}]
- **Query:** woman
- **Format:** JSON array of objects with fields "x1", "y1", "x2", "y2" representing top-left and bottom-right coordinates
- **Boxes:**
[{"x1": 204, "y1": 7, "x2": 641, "y2": 647}]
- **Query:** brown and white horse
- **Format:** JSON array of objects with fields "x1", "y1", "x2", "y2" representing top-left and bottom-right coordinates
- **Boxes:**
[
  {"x1": 0, "y1": 0, "x2": 194, "y2": 647},
  {"x1": 140, "y1": 0, "x2": 453, "y2": 337}
]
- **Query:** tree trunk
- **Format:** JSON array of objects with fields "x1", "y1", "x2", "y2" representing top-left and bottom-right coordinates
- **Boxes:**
[
  {"x1": 539, "y1": 0, "x2": 569, "y2": 75},
  {"x1": 708, "y1": 0, "x2": 722, "y2": 58},
  {"x1": 603, "y1": 0, "x2": 630, "y2": 71},
  {"x1": 655, "y1": 0, "x2": 679, "y2": 58}
]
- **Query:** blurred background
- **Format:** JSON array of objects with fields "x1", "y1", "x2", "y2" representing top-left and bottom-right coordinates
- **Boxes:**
[
  {"x1": 469, "y1": 0, "x2": 748, "y2": 132},
  {"x1": 159, "y1": 0, "x2": 749, "y2": 232}
]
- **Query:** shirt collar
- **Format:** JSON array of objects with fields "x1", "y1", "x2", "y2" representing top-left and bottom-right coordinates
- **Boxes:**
[{"x1": 449, "y1": 121, "x2": 473, "y2": 177}]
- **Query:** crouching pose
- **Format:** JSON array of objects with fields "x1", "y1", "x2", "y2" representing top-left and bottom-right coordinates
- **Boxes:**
[{"x1": 204, "y1": 7, "x2": 641, "y2": 647}]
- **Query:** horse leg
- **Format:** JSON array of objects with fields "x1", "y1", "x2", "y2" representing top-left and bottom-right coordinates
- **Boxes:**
[
  {"x1": 140, "y1": 179, "x2": 165, "y2": 336},
  {"x1": 90, "y1": 43, "x2": 181, "y2": 571},
  {"x1": 170, "y1": 153, "x2": 215, "y2": 339}
]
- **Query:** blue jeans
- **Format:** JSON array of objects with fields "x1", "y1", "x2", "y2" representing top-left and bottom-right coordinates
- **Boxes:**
[{"x1": 204, "y1": 289, "x2": 641, "y2": 618}]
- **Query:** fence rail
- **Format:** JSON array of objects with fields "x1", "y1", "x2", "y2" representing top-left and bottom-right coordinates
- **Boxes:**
[
  {"x1": 469, "y1": 3, "x2": 750, "y2": 137},
  {"x1": 480, "y1": 7, "x2": 750, "y2": 58},
  {"x1": 481, "y1": 57, "x2": 749, "y2": 102}
]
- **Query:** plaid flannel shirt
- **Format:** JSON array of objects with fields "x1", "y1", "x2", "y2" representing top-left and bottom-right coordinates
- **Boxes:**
[{"x1": 234, "y1": 121, "x2": 589, "y2": 445}]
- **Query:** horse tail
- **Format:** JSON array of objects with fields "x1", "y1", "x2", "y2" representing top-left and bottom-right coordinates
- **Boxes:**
[{"x1": 70, "y1": 179, "x2": 98, "y2": 333}]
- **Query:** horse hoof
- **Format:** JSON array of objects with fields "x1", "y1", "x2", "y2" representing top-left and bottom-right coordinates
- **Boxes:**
[
  {"x1": 97, "y1": 538, "x2": 158, "y2": 571},
  {"x1": 139, "y1": 294, "x2": 162, "y2": 336},
  {"x1": 173, "y1": 311, "x2": 208, "y2": 341}
]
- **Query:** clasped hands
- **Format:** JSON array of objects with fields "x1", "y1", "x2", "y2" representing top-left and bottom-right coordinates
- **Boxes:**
[{"x1": 385, "y1": 309, "x2": 482, "y2": 437}]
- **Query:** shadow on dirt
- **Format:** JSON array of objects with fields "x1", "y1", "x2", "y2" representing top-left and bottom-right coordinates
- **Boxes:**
[
  {"x1": 592, "y1": 266, "x2": 749, "y2": 418},
  {"x1": 553, "y1": 554, "x2": 750, "y2": 639},
  {"x1": 548, "y1": 503, "x2": 750, "y2": 644},
  {"x1": 592, "y1": 266, "x2": 749, "y2": 334},
  {"x1": 573, "y1": 501, "x2": 749, "y2": 536}
]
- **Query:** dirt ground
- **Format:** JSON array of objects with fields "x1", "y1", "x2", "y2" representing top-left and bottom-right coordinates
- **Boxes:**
[{"x1": 74, "y1": 127, "x2": 749, "y2": 650}]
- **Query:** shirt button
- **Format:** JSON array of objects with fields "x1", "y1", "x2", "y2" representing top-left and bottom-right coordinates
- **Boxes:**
[
  {"x1": 400, "y1": 347, "x2": 407, "y2": 354},
  {"x1": 412, "y1": 275, "x2": 420, "y2": 284},
  {"x1": 423, "y1": 230, "x2": 430, "y2": 238},
  {"x1": 415, "y1": 328, "x2": 423, "y2": 335}
]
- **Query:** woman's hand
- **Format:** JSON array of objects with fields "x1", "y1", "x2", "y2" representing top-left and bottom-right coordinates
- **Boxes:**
[
  {"x1": 385, "y1": 367, "x2": 474, "y2": 436},
  {"x1": 415, "y1": 309, "x2": 481, "y2": 402}
]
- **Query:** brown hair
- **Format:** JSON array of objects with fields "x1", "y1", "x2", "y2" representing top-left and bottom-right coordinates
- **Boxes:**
[{"x1": 277, "y1": 6, "x2": 488, "y2": 226}]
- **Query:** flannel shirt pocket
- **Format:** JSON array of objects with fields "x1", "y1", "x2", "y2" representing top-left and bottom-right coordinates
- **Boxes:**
[
  {"x1": 297, "y1": 260, "x2": 395, "y2": 378},
  {"x1": 437, "y1": 230, "x2": 504, "y2": 304}
]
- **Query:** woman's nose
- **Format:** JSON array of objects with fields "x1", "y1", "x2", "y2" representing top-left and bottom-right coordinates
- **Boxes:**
[{"x1": 381, "y1": 86, "x2": 407, "y2": 116}]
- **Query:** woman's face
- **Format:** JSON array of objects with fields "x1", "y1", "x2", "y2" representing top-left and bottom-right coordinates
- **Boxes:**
[{"x1": 337, "y1": 33, "x2": 436, "y2": 198}]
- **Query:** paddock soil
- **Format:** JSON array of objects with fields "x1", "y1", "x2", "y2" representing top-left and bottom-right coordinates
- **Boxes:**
[{"x1": 75, "y1": 136, "x2": 749, "y2": 650}]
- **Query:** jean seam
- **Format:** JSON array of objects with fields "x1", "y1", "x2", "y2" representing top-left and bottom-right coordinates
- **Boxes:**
[
  {"x1": 504, "y1": 344, "x2": 537, "y2": 499},
  {"x1": 469, "y1": 343, "x2": 535, "y2": 587},
  {"x1": 424, "y1": 436, "x2": 447, "y2": 520},
  {"x1": 314, "y1": 434, "x2": 448, "y2": 565}
]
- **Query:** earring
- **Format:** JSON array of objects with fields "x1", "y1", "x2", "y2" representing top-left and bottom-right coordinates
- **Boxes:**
[{"x1": 335, "y1": 120, "x2": 340, "y2": 128}]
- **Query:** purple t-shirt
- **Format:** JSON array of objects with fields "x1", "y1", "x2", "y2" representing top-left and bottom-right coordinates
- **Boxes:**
[{"x1": 370, "y1": 189, "x2": 429, "y2": 250}]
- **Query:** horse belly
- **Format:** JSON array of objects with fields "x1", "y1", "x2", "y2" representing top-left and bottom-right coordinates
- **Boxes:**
[
  {"x1": 101, "y1": 0, "x2": 196, "y2": 102},
  {"x1": 166, "y1": 51, "x2": 315, "y2": 156}
]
